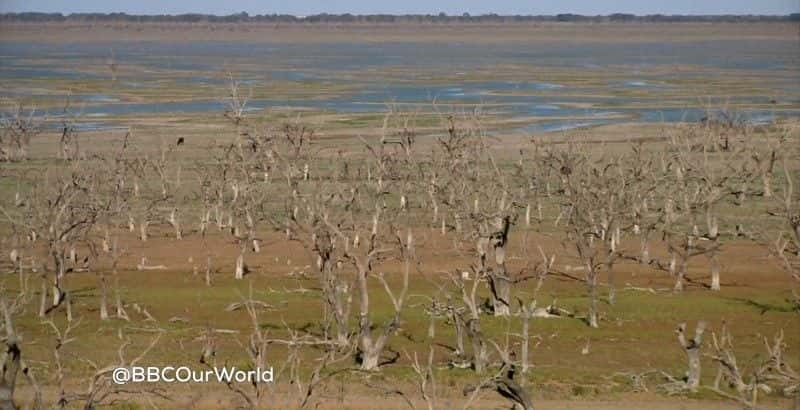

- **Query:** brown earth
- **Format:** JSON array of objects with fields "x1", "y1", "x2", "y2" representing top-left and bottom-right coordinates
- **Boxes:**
[
  {"x1": 5, "y1": 223, "x2": 796, "y2": 409},
  {"x1": 0, "y1": 21, "x2": 797, "y2": 44}
]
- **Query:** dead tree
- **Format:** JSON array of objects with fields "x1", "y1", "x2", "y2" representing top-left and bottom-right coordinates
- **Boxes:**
[
  {"x1": 766, "y1": 158, "x2": 800, "y2": 308},
  {"x1": 695, "y1": 134, "x2": 746, "y2": 291},
  {"x1": 657, "y1": 158, "x2": 706, "y2": 293},
  {"x1": 624, "y1": 143, "x2": 663, "y2": 267},
  {"x1": 706, "y1": 324, "x2": 798, "y2": 408},
  {"x1": 662, "y1": 127, "x2": 748, "y2": 291},
  {"x1": 407, "y1": 347, "x2": 437, "y2": 410},
  {"x1": 0, "y1": 104, "x2": 41, "y2": 162},
  {"x1": 432, "y1": 113, "x2": 523, "y2": 317},
  {"x1": 516, "y1": 299, "x2": 542, "y2": 375},
  {"x1": 125, "y1": 155, "x2": 168, "y2": 243},
  {"x1": 88, "y1": 141, "x2": 131, "y2": 320},
  {"x1": 1, "y1": 163, "x2": 100, "y2": 320},
  {"x1": 196, "y1": 148, "x2": 235, "y2": 233},
  {"x1": 427, "y1": 111, "x2": 487, "y2": 241},
  {"x1": 151, "y1": 140, "x2": 184, "y2": 240},
  {"x1": 227, "y1": 285, "x2": 272, "y2": 407},
  {"x1": 310, "y1": 224, "x2": 351, "y2": 347},
  {"x1": 678, "y1": 321, "x2": 706, "y2": 391},
  {"x1": 661, "y1": 132, "x2": 704, "y2": 292},
  {"x1": 78, "y1": 330, "x2": 165, "y2": 409},
  {"x1": 438, "y1": 293, "x2": 468, "y2": 364},
  {"x1": 463, "y1": 343, "x2": 533, "y2": 410},
  {"x1": 207, "y1": 284, "x2": 290, "y2": 408},
  {"x1": 228, "y1": 150, "x2": 268, "y2": 280},
  {"x1": 0, "y1": 296, "x2": 23, "y2": 409},
  {"x1": 223, "y1": 72, "x2": 250, "y2": 127},
  {"x1": 554, "y1": 144, "x2": 628, "y2": 327},
  {"x1": 266, "y1": 323, "x2": 354, "y2": 409},
  {"x1": 752, "y1": 143, "x2": 778, "y2": 198},
  {"x1": 477, "y1": 212, "x2": 515, "y2": 317},
  {"x1": 661, "y1": 321, "x2": 706, "y2": 393},
  {"x1": 0, "y1": 294, "x2": 42, "y2": 410},
  {"x1": 279, "y1": 177, "x2": 352, "y2": 346},
  {"x1": 708, "y1": 323, "x2": 748, "y2": 395},
  {"x1": 335, "y1": 217, "x2": 410, "y2": 371},
  {"x1": 449, "y1": 271, "x2": 489, "y2": 373},
  {"x1": 757, "y1": 330, "x2": 799, "y2": 398}
]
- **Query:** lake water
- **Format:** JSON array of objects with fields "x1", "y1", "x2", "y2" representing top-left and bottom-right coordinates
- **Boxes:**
[{"x1": 1, "y1": 40, "x2": 798, "y2": 132}]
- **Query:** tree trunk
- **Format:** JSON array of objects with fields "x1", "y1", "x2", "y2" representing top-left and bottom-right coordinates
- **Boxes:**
[
  {"x1": 205, "y1": 254, "x2": 212, "y2": 286},
  {"x1": 200, "y1": 209, "x2": 209, "y2": 236},
  {"x1": 607, "y1": 260, "x2": 616, "y2": 306},
  {"x1": 99, "y1": 272, "x2": 109, "y2": 320},
  {"x1": 640, "y1": 235, "x2": 650, "y2": 265},
  {"x1": 679, "y1": 322, "x2": 705, "y2": 391},
  {"x1": 14, "y1": 251, "x2": 25, "y2": 298},
  {"x1": 65, "y1": 292, "x2": 72, "y2": 323},
  {"x1": 0, "y1": 336, "x2": 21, "y2": 410},
  {"x1": 467, "y1": 319, "x2": 487, "y2": 373},
  {"x1": 762, "y1": 173, "x2": 772, "y2": 198},
  {"x1": 674, "y1": 238, "x2": 692, "y2": 293},
  {"x1": 525, "y1": 204, "x2": 531, "y2": 227},
  {"x1": 674, "y1": 263, "x2": 685, "y2": 293},
  {"x1": 333, "y1": 281, "x2": 350, "y2": 347},
  {"x1": 114, "y1": 276, "x2": 128, "y2": 320},
  {"x1": 139, "y1": 220, "x2": 148, "y2": 242},
  {"x1": 318, "y1": 251, "x2": 349, "y2": 347},
  {"x1": 214, "y1": 205, "x2": 223, "y2": 229},
  {"x1": 587, "y1": 270, "x2": 599, "y2": 328},
  {"x1": 488, "y1": 272, "x2": 511, "y2": 317},
  {"x1": 669, "y1": 248, "x2": 677, "y2": 276},
  {"x1": 235, "y1": 252, "x2": 245, "y2": 280},
  {"x1": 52, "y1": 253, "x2": 66, "y2": 309},
  {"x1": 360, "y1": 346, "x2": 380, "y2": 372},
  {"x1": 489, "y1": 219, "x2": 512, "y2": 317},
  {"x1": 710, "y1": 249, "x2": 720, "y2": 291},
  {"x1": 326, "y1": 270, "x2": 350, "y2": 348},
  {"x1": 521, "y1": 309, "x2": 530, "y2": 374},
  {"x1": 170, "y1": 209, "x2": 182, "y2": 240},
  {"x1": 356, "y1": 262, "x2": 377, "y2": 371},
  {"x1": 102, "y1": 229, "x2": 110, "y2": 253},
  {"x1": 452, "y1": 312, "x2": 465, "y2": 358},
  {"x1": 38, "y1": 278, "x2": 48, "y2": 318}
]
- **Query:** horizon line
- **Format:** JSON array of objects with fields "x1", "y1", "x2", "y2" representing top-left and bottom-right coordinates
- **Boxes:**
[{"x1": 2, "y1": 11, "x2": 798, "y2": 17}]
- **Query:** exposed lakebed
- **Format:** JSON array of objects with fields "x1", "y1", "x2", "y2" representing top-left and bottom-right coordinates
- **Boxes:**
[{"x1": 1, "y1": 39, "x2": 798, "y2": 133}]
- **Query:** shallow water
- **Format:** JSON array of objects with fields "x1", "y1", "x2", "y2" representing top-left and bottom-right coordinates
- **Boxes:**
[{"x1": 1, "y1": 39, "x2": 798, "y2": 132}]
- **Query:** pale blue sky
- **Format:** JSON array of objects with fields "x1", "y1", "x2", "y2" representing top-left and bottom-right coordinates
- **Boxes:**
[{"x1": 1, "y1": 0, "x2": 798, "y2": 15}]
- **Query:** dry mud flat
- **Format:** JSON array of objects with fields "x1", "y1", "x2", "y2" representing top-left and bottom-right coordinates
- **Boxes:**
[
  {"x1": 4, "y1": 121, "x2": 800, "y2": 409},
  {"x1": 7, "y1": 227, "x2": 796, "y2": 409},
  {"x1": 0, "y1": 21, "x2": 797, "y2": 43}
]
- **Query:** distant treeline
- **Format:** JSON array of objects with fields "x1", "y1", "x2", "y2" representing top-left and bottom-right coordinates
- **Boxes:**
[{"x1": 2, "y1": 12, "x2": 799, "y2": 23}]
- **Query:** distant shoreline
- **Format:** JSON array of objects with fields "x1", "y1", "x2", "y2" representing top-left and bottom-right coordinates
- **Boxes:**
[
  {"x1": 2, "y1": 12, "x2": 799, "y2": 23},
  {"x1": 1, "y1": 21, "x2": 796, "y2": 43}
]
